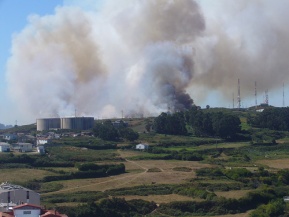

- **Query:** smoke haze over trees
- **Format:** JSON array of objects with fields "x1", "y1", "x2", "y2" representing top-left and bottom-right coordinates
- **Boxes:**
[{"x1": 5, "y1": 0, "x2": 289, "y2": 122}]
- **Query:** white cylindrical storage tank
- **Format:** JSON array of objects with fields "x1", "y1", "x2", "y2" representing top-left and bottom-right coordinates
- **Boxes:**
[
  {"x1": 36, "y1": 119, "x2": 47, "y2": 131},
  {"x1": 36, "y1": 118, "x2": 60, "y2": 131},
  {"x1": 60, "y1": 117, "x2": 94, "y2": 130},
  {"x1": 61, "y1": 117, "x2": 73, "y2": 130}
]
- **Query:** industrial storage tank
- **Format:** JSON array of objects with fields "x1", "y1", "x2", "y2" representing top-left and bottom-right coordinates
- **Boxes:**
[
  {"x1": 36, "y1": 118, "x2": 60, "y2": 131},
  {"x1": 60, "y1": 117, "x2": 94, "y2": 130}
]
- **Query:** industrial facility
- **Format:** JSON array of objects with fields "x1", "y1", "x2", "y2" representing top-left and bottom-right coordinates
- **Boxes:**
[{"x1": 36, "y1": 117, "x2": 94, "y2": 131}]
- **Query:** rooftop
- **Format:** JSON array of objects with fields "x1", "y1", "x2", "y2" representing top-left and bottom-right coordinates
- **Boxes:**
[{"x1": 0, "y1": 183, "x2": 28, "y2": 193}]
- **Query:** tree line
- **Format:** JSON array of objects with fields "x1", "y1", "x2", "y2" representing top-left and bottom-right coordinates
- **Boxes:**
[
  {"x1": 93, "y1": 120, "x2": 139, "y2": 141},
  {"x1": 153, "y1": 106, "x2": 241, "y2": 139},
  {"x1": 248, "y1": 107, "x2": 289, "y2": 131}
]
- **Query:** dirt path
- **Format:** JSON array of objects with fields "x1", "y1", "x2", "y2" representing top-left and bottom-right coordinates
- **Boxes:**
[{"x1": 42, "y1": 156, "x2": 149, "y2": 195}]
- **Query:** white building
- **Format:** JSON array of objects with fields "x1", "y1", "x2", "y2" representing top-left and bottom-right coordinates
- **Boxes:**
[
  {"x1": 0, "y1": 142, "x2": 10, "y2": 152},
  {"x1": 14, "y1": 143, "x2": 33, "y2": 152},
  {"x1": 13, "y1": 204, "x2": 41, "y2": 217},
  {"x1": 136, "y1": 143, "x2": 149, "y2": 150},
  {"x1": 36, "y1": 138, "x2": 51, "y2": 146}
]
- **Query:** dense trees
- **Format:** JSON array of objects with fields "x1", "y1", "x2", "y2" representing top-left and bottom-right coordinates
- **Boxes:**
[
  {"x1": 93, "y1": 120, "x2": 139, "y2": 141},
  {"x1": 153, "y1": 107, "x2": 241, "y2": 139},
  {"x1": 153, "y1": 112, "x2": 187, "y2": 135},
  {"x1": 58, "y1": 198, "x2": 157, "y2": 217},
  {"x1": 249, "y1": 107, "x2": 289, "y2": 131}
]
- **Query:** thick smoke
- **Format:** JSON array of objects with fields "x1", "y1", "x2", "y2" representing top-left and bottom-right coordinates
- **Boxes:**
[
  {"x1": 6, "y1": 0, "x2": 289, "y2": 122},
  {"x1": 6, "y1": 0, "x2": 203, "y2": 120},
  {"x1": 192, "y1": 0, "x2": 289, "y2": 102}
]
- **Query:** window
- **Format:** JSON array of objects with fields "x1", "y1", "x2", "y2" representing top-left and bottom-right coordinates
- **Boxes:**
[{"x1": 23, "y1": 211, "x2": 31, "y2": 214}]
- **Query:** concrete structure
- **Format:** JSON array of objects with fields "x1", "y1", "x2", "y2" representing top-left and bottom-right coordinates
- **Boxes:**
[
  {"x1": 36, "y1": 118, "x2": 60, "y2": 131},
  {"x1": 0, "y1": 183, "x2": 40, "y2": 211},
  {"x1": 37, "y1": 117, "x2": 94, "y2": 131},
  {"x1": 136, "y1": 143, "x2": 149, "y2": 150},
  {"x1": 0, "y1": 143, "x2": 10, "y2": 152}
]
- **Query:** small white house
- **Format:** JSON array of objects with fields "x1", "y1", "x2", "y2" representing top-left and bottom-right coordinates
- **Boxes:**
[
  {"x1": 136, "y1": 143, "x2": 149, "y2": 150},
  {"x1": 13, "y1": 204, "x2": 41, "y2": 217},
  {"x1": 15, "y1": 143, "x2": 33, "y2": 152},
  {"x1": 0, "y1": 142, "x2": 10, "y2": 152},
  {"x1": 36, "y1": 138, "x2": 51, "y2": 145}
]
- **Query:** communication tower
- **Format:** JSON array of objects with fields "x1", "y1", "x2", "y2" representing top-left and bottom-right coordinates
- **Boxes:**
[
  {"x1": 283, "y1": 83, "x2": 285, "y2": 107},
  {"x1": 265, "y1": 89, "x2": 269, "y2": 105},
  {"x1": 255, "y1": 81, "x2": 257, "y2": 109},
  {"x1": 238, "y1": 79, "x2": 241, "y2": 109}
]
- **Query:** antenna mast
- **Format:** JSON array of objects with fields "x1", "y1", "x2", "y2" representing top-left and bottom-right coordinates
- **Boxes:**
[
  {"x1": 255, "y1": 81, "x2": 257, "y2": 109},
  {"x1": 283, "y1": 83, "x2": 285, "y2": 107},
  {"x1": 238, "y1": 79, "x2": 241, "y2": 109},
  {"x1": 265, "y1": 89, "x2": 269, "y2": 105},
  {"x1": 233, "y1": 93, "x2": 235, "y2": 109}
]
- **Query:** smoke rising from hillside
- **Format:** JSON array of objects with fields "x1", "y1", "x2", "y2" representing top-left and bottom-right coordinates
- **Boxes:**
[
  {"x1": 193, "y1": 0, "x2": 289, "y2": 100},
  {"x1": 6, "y1": 0, "x2": 289, "y2": 121}
]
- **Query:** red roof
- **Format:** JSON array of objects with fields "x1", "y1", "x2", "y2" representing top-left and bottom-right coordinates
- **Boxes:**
[
  {"x1": 41, "y1": 211, "x2": 68, "y2": 217},
  {"x1": 13, "y1": 203, "x2": 42, "y2": 210},
  {"x1": 0, "y1": 211, "x2": 14, "y2": 217}
]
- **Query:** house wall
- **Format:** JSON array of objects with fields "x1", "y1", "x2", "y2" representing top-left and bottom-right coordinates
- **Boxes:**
[
  {"x1": 0, "y1": 145, "x2": 10, "y2": 152},
  {"x1": 18, "y1": 144, "x2": 33, "y2": 152},
  {"x1": 14, "y1": 207, "x2": 41, "y2": 217}
]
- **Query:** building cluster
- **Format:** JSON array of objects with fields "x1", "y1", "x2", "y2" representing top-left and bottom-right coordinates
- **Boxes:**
[
  {"x1": 0, "y1": 182, "x2": 67, "y2": 217},
  {"x1": 36, "y1": 117, "x2": 94, "y2": 131},
  {"x1": 0, "y1": 132, "x2": 49, "y2": 154}
]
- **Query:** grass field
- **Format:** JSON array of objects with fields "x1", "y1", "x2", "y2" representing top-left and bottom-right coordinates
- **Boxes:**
[
  {"x1": 166, "y1": 142, "x2": 250, "y2": 151},
  {"x1": 47, "y1": 146, "x2": 120, "y2": 162},
  {"x1": 42, "y1": 159, "x2": 212, "y2": 195},
  {"x1": 138, "y1": 133, "x2": 219, "y2": 145},
  {"x1": 215, "y1": 190, "x2": 252, "y2": 199},
  {"x1": 113, "y1": 194, "x2": 204, "y2": 204},
  {"x1": 0, "y1": 168, "x2": 57, "y2": 183}
]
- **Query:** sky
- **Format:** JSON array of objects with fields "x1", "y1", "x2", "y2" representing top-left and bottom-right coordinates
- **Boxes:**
[
  {"x1": 0, "y1": 0, "x2": 63, "y2": 125},
  {"x1": 0, "y1": 0, "x2": 288, "y2": 125}
]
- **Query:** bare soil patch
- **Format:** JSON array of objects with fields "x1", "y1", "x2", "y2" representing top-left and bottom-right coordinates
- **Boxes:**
[
  {"x1": 215, "y1": 190, "x2": 251, "y2": 199},
  {"x1": 257, "y1": 158, "x2": 289, "y2": 169}
]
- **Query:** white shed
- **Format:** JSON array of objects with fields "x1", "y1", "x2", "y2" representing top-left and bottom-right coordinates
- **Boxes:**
[
  {"x1": 36, "y1": 138, "x2": 51, "y2": 145},
  {"x1": 17, "y1": 143, "x2": 33, "y2": 152},
  {"x1": 136, "y1": 143, "x2": 149, "y2": 150},
  {"x1": 13, "y1": 204, "x2": 41, "y2": 217},
  {"x1": 0, "y1": 142, "x2": 10, "y2": 152}
]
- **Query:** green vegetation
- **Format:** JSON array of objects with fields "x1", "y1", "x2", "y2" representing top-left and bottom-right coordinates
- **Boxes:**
[{"x1": 3, "y1": 108, "x2": 289, "y2": 216}]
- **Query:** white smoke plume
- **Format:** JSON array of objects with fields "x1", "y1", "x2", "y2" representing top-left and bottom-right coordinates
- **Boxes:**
[
  {"x1": 193, "y1": 0, "x2": 289, "y2": 101},
  {"x1": 5, "y1": 0, "x2": 289, "y2": 122}
]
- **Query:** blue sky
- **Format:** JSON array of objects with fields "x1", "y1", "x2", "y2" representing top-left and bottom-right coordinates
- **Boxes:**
[{"x1": 0, "y1": 0, "x2": 63, "y2": 125}]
